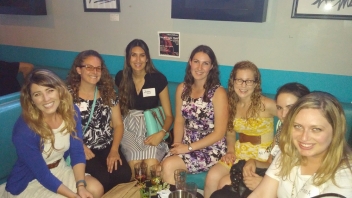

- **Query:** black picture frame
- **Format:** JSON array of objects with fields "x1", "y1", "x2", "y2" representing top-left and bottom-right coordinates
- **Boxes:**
[
  {"x1": 292, "y1": 0, "x2": 352, "y2": 20},
  {"x1": 83, "y1": 0, "x2": 120, "y2": 12},
  {"x1": 171, "y1": 0, "x2": 268, "y2": 23},
  {"x1": 0, "y1": 0, "x2": 47, "y2": 15}
]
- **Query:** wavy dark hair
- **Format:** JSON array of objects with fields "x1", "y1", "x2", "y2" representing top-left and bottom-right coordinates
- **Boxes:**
[
  {"x1": 21, "y1": 69, "x2": 77, "y2": 156},
  {"x1": 275, "y1": 82, "x2": 310, "y2": 100},
  {"x1": 181, "y1": 45, "x2": 220, "y2": 102},
  {"x1": 227, "y1": 61, "x2": 262, "y2": 132},
  {"x1": 118, "y1": 39, "x2": 159, "y2": 116},
  {"x1": 67, "y1": 50, "x2": 116, "y2": 107}
]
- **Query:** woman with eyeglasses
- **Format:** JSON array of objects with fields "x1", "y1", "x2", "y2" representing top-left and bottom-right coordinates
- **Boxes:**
[
  {"x1": 210, "y1": 82, "x2": 310, "y2": 197},
  {"x1": 204, "y1": 60, "x2": 277, "y2": 198},
  {"x1": 67, "y1": 50, "x2": 131, "y2": 193},
  {"x1": 3, "y1": 69, "x2": 103, "y2": 198}
]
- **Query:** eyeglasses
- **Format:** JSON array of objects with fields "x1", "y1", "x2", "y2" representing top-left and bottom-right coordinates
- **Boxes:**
[
  {"x1": 234, "y1": 79, "x2": 256, "y2": 86},
  {"x1": 78, "y1": 64, "x2": 102, "y2": 72}
]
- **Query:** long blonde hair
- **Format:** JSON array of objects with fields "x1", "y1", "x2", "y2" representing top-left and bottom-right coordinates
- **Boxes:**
[
  {"x1": 278, "y1": 91, "x2": 352, "y2": 186},
  {"x1": 21, "y1": 69, "x2": 77, "y2": 155},
  {"x1": 227, "y1": 61, "x2": 262, "y2": 132}
]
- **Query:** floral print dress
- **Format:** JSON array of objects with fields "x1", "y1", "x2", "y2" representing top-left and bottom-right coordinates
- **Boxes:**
[{"x1": 165, "y1": 84, "x2": 226, "y2": 174}]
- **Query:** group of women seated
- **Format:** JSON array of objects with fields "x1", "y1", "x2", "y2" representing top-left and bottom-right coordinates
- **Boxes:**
[{"x1": 2, "y1": 38, "x2": 352, "y2": 198}]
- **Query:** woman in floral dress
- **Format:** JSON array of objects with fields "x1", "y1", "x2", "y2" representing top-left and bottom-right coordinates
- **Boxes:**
[{"x1": 162, "y1": 45, "x2": 228, "y2": 184}]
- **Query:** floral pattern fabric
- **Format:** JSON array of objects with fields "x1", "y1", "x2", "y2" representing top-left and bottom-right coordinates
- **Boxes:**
[{"x1": 166, "y1": 84, "x2": 226, "y2": 174}]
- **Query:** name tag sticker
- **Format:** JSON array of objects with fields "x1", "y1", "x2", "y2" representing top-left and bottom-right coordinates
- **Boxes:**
[
  {"x1": 143, "y1": 88, "x2": 156, "y2": 97},
  {"x1": 258, "y1": 148, "x2": 270, "y2": 160}
]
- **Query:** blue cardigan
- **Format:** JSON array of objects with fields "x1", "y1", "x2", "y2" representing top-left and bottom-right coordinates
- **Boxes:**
[{"x1": 5, "y1": 105, "x2": 86, "y2": 195}]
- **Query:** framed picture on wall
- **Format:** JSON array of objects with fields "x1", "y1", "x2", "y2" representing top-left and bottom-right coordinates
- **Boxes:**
[
  {"x1": 292, "y1": 0, "x2": 352, "y2": 20},
  {"x1": 158, "y1": 32, "x2": 180, "y2": 58},
  {"x1": 83, "y1": 0, "x2": 120, "y2": 12}
]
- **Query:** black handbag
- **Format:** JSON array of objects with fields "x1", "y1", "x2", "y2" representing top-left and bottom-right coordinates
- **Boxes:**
[{"x1": 210, "y1": 160, "x2": 267, "y2": 198}]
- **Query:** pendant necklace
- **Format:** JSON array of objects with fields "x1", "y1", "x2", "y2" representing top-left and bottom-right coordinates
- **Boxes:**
[{"x1": 291, "y1": 167, "x2": 314, "y2": 198}]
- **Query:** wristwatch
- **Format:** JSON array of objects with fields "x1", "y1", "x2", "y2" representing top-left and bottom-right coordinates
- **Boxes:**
[{"x1": 187, "y1": 143, "x2": 193, "y2": 151}]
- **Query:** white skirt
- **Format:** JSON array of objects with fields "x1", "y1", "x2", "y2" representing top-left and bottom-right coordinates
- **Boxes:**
[{"x1": 2, "y1": 158, "x2": 76, "y2": 198}]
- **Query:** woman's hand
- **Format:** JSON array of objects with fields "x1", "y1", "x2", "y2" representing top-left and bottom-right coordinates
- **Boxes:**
[
  {"x1": 77, "y1": 186, "x2": 93, "y2": 198},
  {"x1": 144, "y1": 131, "x2": 165, "y2": 146},
  {"x1": 243, "y1": 173, "x2": 263, "y2": 191},
  {"x1": 220, "y1": 152, "x2": 236, "y2": 166},
  {"x1": 243, "y1": 159, "x2": 256, "y2": 177},
  {"x1": 107, "y1": 149, "x2": 122, "y2": 173},
  {"x1": 170, "y1": 143, "x2": 189, "y2": 154},
  {"x1": 83, "y1": 145, "x2": 95, "y2": 160}
]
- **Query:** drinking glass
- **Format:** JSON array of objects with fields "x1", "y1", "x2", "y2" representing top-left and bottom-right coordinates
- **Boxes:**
[
  {"x1": 174, "y1": 169, "x2": 187, "y2": 190},
  {"x1": 185, "y1": 182, "x2": 197, "y2": 196},
  {"x1": 134, "y1": 162, "x2": 148, "y2": 183},
  {"x1": 150, "y1": 164, "x2": 162, "y2": 186}
]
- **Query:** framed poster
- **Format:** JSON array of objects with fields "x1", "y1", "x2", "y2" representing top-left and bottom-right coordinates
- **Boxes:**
[
  {"x1": 84, "y1": 0, "x2": 120, "y2": 12},
  {"x1": 158, "y1": 32, "x2": 180, "y2": 58},
  {"x1": 292, "y1": 0, "x2": 352, "y2": 20}
]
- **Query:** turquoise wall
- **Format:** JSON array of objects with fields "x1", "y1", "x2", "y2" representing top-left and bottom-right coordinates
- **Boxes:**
[{"x1": 1, "y1": 44, "x2": 351, "y2": 103}]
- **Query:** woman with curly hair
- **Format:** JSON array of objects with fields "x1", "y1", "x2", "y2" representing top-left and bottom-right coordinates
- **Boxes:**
[
  {"x1": 115, "y1": 39, "x2": 173, "y2": 178},
  {"x1": 205, "y1": 61, "x2": 277, "y2": 198},
  {"x1": 249, "y1": 91, "x2": 352, "y2": 198},
  {"x1": 161, "y1": 45, "x2": 228, "y2": 184},
  {"x1": 67, "y1": 50, "x2": 131, "y2": 193},
  {"x1": 3, "y1": 69, "x2": 103, "y2": 198},
  {"x1": 210, "y1": 82, "x2": 310, "y2": 198}
]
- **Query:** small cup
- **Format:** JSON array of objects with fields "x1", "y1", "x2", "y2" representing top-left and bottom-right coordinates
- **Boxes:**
[
  {"x1": 185, "y1": 182, "x2": 197, "y2": 196},
  {"x1": 174, "y1": 169, "x2": 187, "y2": 190},
  {"x1": 134, "y1": 162, "x2": 148, "y2": 183}
]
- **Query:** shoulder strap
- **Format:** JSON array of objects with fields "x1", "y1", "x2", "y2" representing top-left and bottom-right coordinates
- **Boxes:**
[{"x1": 82, "y1": 86, "x2": 97, "y2": 134}]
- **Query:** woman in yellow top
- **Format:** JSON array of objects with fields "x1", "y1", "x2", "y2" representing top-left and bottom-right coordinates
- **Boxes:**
[{"x1": 204, "y1": 61, "x2": 277, "y2": 198}]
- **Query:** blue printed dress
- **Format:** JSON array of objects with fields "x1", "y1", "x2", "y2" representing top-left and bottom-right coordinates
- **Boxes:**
[{"x1": 165, "y1": 84, "x2": 226, "y2": 174}]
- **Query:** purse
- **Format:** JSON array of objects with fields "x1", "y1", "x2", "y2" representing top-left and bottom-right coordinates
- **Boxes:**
[{"x1": 144, "y1": 106, "x2": 169, "y2": 140}]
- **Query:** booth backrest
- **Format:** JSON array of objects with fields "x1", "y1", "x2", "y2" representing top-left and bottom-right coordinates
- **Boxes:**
[
  {"x1": 0, "y1": 99, "x2": 21, "y2": 184},
  {"x1": 0, "y1": 92, "x2": 20, "y2": 105}
]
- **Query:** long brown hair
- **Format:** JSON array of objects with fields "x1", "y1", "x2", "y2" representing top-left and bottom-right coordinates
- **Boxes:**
[
  {"x1": 67, "y1": 50, "x2": 116, "y2": 106},
  {"x1": 118, "y1": 39, "x2": 159, "y2": 116},
  {"x1": 21, "y1": 69, "x2": 77, "y2": 155},
  {"x1": 181, "y1": 45, "x2": 220, "y2": 102},
  {"x1": 227, "y1": 61, "x2": 262, "y2": 132},
  {"x1": 278, "y1": 91, "x2": 352, "y2": 186}
]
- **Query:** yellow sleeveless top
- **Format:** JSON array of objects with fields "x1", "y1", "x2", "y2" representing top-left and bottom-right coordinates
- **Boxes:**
[{"x1": 234, "y1": 117, "x2": 274, "y2": 162}]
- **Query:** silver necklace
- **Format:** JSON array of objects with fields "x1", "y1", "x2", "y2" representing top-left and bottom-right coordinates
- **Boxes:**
[{"x1": 291, "y1": 167, "x2": 314, "y2": 198}]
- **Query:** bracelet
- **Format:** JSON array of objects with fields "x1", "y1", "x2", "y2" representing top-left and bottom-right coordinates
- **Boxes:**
[{"x1": 76, "y1": 180, "x2": 87, "y2": 188}]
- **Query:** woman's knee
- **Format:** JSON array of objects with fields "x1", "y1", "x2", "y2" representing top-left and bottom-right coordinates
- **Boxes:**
[
  {"x1": 218, "y1": 174, "x2": 231, "y2": 189},
  {"x1": 85, "y1": 175, "x2": 104, "y2": 197}
]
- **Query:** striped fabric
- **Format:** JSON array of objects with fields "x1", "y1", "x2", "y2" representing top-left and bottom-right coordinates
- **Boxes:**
[{"x1": 120, "y1": 110, "x2": 168, "y2": 162}]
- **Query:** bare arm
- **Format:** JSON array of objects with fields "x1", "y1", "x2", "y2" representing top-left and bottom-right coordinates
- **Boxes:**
[
  {"x1": 172, "y1": 83, "x2": 185, "y2": 144},
  {"x1": 18, "y1": 62, "x2": 34, "y2": 78},
  {"x1": 248, "y1": 174, "x2": 278, "y2": 198},
  {"x1": 107, "y1": 103, "x2": 124, "y2": 172}
]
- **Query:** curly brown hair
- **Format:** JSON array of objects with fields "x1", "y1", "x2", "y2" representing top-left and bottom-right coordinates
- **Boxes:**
[
  {"x1": 227, "y1": 61, "x2": 262, "y2": 132},
  {"x1": 21, "y1": 69, "x2": 77, "y2": 156},
  {"x1": 181, "y1": 45, "x2": 220, "y2": 102},
  {"x1": 118, "y1": 39, "x2": 159, "y2": 116},
  {"x1": 67, "y1": 50, "x2": 116, "y2": 106}
]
